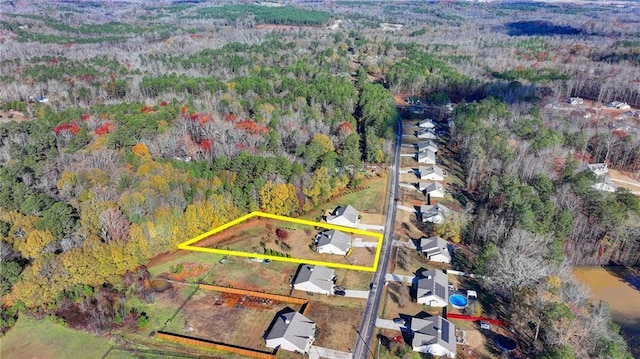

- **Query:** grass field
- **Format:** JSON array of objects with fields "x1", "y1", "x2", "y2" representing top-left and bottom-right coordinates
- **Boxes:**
[
  {"x1": 0, "y1": 316, "x2": 113, "y2": 359},
  {"x1": 302, "y1": 175, "x2": 390, "y2": 222}
]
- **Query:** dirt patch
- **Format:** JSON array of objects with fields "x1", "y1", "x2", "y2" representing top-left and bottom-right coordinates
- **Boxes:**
[
  {"x1": 0, "y1": 109, "x2": 30, "y2": 123},
  {"x1": 160, "y1": 263, "x2": 210, "y2": 282},
  {"x1": 304, "y1": 301, "x2": 365, "y2": 351},
  {"x1": 165, "y1": 288, "x2": 303, "y2": 352},
  {"x1": 608, "y1": 169, "x2": 640, "y2": 195}
]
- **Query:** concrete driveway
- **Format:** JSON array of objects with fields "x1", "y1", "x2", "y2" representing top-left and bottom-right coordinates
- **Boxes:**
[
  {"x1": 343, "y1": 289, "x2": 370, "y2": 299},
  {"x1": 356, "y1": 224, "x2": 385, "y2": 231},
  {"x1": 309, "y1": 345, "x2": 353, "y2": 359},
  {"x1": 375, "y1": 318, "x2": 404, "y2": 331},
  {"x1": 384, "y1": 273, "x2": 414, "y2": 284},
  {"x1": 351, "y1": 238, "x2": 378, "y2": 248}
]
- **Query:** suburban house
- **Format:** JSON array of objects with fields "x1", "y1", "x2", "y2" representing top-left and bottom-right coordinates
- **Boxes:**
[
  {"x1": 326, "y1": 204, "x2": 360, "y2": 228},
  {"x1": 609, "y1": 101, "x2": 631, "y2": 110},
  {"x1": 315, "y1": 229, "x2": 351, "y2": 255},
  {"x1": 292, "y1": 264, "x2": 336, "y2": 295},
  {"x1": 416, "y1": 150, "x2": 436, "y2": 164},
  {"x1": 265, "y1": 308, "x2": 316, "y2": 354},
  {"x1": 419, "y1": 182, "x2": 445, "y2": 198},
  {"x1": 418, "y1": 165, "x2": 445, "y2": 181},
  {"x1": 416, "y1": 140, "x2": 438, "y2": 153},
  {"x1": 413, "y1": 269, "x2": 449, "y2": 307},
  {"x1": 567, "y1": 97, "x2": 584, "y2": 105},
  {"x1": 420, "y1": 203, "x2": 450, "y2": 224},
  {"x1": 417, "y1": 236, "x2": 451, "y2": 263},
  {"x1": 410, "y1": 315, "x2": 457, "y2": 358},
  {"x1": 418, "y1": 119, "x2": 436, "y2": 129},
  {"x1": 587, "y1": 163, "x2": 608, "y2": 176},
  {"x1": 416, "y1": 128, "x2": 437, "y2": 139}
]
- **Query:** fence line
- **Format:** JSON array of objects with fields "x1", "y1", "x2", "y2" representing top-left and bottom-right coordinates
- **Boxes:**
[
  {"x1": 157, "y1": 332, "x2": 276, "y2": 359},
  {"x1": 198, "y1": 284, "x2": 307, "y2": 304}
]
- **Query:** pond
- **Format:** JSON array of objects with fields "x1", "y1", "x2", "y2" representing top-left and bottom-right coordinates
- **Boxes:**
[{"x1": 573, "y1": 266, "x2": 640, "y2": 357}]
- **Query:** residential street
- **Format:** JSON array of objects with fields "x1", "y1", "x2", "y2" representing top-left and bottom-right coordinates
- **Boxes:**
[{"x1": 352, "y1": 119, "x2": 402, "y2": 359}]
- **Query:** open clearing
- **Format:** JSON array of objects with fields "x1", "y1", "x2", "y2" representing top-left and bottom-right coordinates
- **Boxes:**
[{"x1": 0, "y1": 316, "x2": 113, "y2": 359}]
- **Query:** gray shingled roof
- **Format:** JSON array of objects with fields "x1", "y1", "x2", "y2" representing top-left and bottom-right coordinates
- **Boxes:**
[
  {"x1": 415, "y1": 269, "x2": 448, "y2": 303},
  {"x1": 327, "y1": 204, "x2": 359, "y2": 225},
  {"x1": 316, "y1": 229, "x2": 351, "y2": 253},
  {"x1": 410, "y1": 316, "x2": 456, "y2": 355},
  {"x1": 265, "y1": 308, "x2": 316, "y2": 352},
  {"x1": 292, "y1": 264, "x2": 335, "y2": 293},
  {"x1": 418, "y1": 236, "x2": 451, "y2": 261}
]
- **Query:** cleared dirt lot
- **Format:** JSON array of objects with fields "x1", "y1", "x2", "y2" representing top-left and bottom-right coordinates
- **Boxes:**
[{"x1": 164, "y1": 288, "x2": 301, "y2": 352}]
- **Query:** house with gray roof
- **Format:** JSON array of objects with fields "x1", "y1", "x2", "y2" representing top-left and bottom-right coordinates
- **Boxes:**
[
  {"x1": 265, "y1": 308, "x2": 316, "y2": 354},
  {"x1": 418, "y1": 119, "x2": 436, "y2": 129},
  {"x1": 416, "y1": 128, "x2": 437, "y2": 139},
  {"x1": 292, "y1": 264, "x2": 336, "y2": 295},
  {"x1": 410, "y1": 315, "x2": 457, "y2": 358},
  {"x1": 418, "y1": 236, "x2": 451, "y2": 263},
  {"x1": 419, "y1": 203, "x2": 450, "y2": 224},
  {"x1": 418, "y1": 165, "x2": 445, "y2": 181},
  {"x1": 315, "y1": 229, "x2": 351, "y2": 255},
  {"x1": 416, "y1": 150, "x2": 436, "y2": 165},
  {"x1": 414, "y1": 269, "x2": 448, "y2": 307},
  {"x1": 419, "y1": 182, "x2": 445, "y2": 198},
  {"x1": 326, "y1": 204, "x2": 360, "y2": 228},
  {"x1": 416, "y1": 140, "x2": 439, "y2": 153}
]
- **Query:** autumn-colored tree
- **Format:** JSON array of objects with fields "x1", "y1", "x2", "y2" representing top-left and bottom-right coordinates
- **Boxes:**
[
  {"x1": 259, "y1": 181, "x2": 298, "y2": 216},
  {"x1": 131, "y1": 143, "x2": 149, "y2": 157}
]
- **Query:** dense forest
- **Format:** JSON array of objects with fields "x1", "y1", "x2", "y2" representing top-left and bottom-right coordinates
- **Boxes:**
[{"x1": 0, "y1": 1, "x2": 639, "y2": 358}]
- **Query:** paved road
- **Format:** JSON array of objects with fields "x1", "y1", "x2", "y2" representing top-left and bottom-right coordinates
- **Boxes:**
[
  {"x1": 309, "y1": 345, "x2": 353, "y2": 359},
  {"x1": 352, "y1": 118, "x2": 402, "y2": 359}
]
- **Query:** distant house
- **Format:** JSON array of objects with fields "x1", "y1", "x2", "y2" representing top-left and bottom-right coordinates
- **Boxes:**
[
  {"x1": 416, "y1": 150, "x2": 436, "y2": 164},
  {"x1": 292, "y1": 264, "x2": 336, "y2": 295},
  {"x1": 410, "y1": 316, "x2": 457, "y2": 358},
  {"x1": 414, "y1": 269, "x2": 449, "y2": 307},
  {"x1": 417, "y1": 236, "x2": 451, "y2": 263},
  {"x1": 567, "y1": 97, "x2": 584, "y2": 105},
  {"x1": 587, "y1": 163, "x2": 608, "y2": 176},
  {"x1": 592, "y1": 182, "x2": 616, "y2": 192},
  {"x1": 416, "y1": 140, "x2": 439, "y2": 153},
  {"x1": 609, "y1": 101, "x2": 631, "y2": 110},
  {"x1": 326, "y1": 204, "x2": 360, "y2": 228},
  {"x1": 418, "y1": 165, "x2": 445, "y2": 181},
  {"x1": 37, "y1": 95, "x2": 49, "y2": 103},
  {"x1": 416, "y1": 129, "x2": 437, "y2": 139},
  {"x1": 315, "y1": 229, "x2": 351, "y2": 255},
  {"x1": 265, "y1": 308, "x2": 316, "y2": 353},
  {"x1": 418, "y1": 119, "x2": 436, "y2": 129},
  {"x1": 420, "y1": 182, "x2": 445, "y2": 198},
  {"x1": 420, "y1": 203, "x2": 450, "y2": 224}
]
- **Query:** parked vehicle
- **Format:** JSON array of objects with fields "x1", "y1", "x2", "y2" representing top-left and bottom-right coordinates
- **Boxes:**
[
  {"x1": 219, "y1": 256, "x2": 227, "y2": 264},
  {"x1": 393, "y1": 317, "x2": 406, "y2": 325},
  {"x1": 334, "y1": 290, "x2": 346, "y2": 296}
]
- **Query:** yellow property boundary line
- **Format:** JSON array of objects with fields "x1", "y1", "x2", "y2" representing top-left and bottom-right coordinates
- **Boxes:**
[{"x1": 178, "y1": 211, "x2": 384, "y2": 272}]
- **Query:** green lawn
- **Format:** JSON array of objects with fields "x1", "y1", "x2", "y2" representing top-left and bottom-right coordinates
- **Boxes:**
[
  {"x1": 0, "y1": 316, "x2": 114, "y2": 359},
  {"x1": 302, "y1": 174, "x2": 390, "y2": 221}
]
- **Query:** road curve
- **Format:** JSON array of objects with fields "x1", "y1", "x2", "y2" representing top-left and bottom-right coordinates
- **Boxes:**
[{"x1": 352, "y1": 118, "x2": 402, "y2": 359}]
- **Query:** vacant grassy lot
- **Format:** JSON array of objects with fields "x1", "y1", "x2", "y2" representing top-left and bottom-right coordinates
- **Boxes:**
[
  {"x1": 0, "y1": 316, "x2": 113, "y2": 359},
  {"x1": 302, "y1": 174, "x2": 390, "y2": 221}
]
